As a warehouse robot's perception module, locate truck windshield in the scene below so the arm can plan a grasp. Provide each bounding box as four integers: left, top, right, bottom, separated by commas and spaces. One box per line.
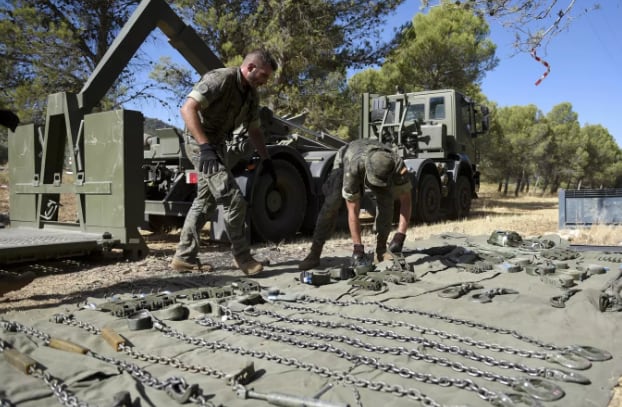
405, 103, 425, 123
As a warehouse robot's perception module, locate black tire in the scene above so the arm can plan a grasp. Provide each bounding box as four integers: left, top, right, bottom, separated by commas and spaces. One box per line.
450, 175, 472, 219
146, 215, 184, 234
416, 173, 441, 223
251, 159, 307, 242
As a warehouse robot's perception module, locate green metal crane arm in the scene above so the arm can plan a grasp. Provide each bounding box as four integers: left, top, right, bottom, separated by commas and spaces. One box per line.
77, 0, 224, 113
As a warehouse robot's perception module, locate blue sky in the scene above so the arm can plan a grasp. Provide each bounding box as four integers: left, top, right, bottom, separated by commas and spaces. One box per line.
386, 0, 622, 147
130, 1, 622, 147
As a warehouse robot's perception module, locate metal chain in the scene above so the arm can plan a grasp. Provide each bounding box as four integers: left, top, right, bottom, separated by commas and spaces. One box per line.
51, 314, 101, 335
0, 320, 215, 407
199, 314, 531, 401
51, 313, 229, 382
153, 320, 446, 407
276, 302, 552, 360
31, 366, 93, 407
222, 307, 567, 380
87, 351, 214, 406
52, 311, 567, 405
53, 314, 372, 407
118, 344, 228, 380
298, 295, 567, 352
0, 338, 92, 407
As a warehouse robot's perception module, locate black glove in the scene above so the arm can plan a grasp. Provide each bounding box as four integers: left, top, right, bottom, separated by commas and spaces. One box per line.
260, 158, 277, 183
388, 232, 406, 253
199, 143, 223, 175
351, 244, 366, 265
0, 109, 19, 132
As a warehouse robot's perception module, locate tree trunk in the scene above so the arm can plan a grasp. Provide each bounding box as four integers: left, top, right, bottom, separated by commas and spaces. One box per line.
541, 178, 549, 196
550, 176, 560, 194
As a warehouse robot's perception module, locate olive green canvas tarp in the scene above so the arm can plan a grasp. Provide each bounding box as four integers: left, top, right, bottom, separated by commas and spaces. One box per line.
1, 233, 621, 407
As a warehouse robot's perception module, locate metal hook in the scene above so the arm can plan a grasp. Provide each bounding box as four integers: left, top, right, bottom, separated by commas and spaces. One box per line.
511, 377, 564, 401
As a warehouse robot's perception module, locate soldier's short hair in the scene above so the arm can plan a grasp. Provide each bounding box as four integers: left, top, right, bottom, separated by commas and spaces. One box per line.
244, 49, 278, 71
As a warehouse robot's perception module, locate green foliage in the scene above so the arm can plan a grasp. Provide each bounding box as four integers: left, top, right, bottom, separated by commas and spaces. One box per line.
349, 1, 498, 95
0, 0, 144, 124
578, 124, 622, 188
153, 0, 404, 137
480, 101, 622, 192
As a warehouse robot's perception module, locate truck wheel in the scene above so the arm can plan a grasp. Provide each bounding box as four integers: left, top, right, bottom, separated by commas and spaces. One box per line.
416, 174, 441, 223
146, 215, 184, 234
450, 175, 472, 219
251, 159, 307, 242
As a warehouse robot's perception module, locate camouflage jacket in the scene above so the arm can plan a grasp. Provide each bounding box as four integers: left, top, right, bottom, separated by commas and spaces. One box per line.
186, 67, 260, 145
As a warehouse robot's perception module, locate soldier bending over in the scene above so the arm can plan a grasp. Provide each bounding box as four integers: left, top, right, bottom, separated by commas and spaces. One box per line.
299, 139, 412, 270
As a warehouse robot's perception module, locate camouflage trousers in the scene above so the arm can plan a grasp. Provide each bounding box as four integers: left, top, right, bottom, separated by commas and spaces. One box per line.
174, 141, 250, 262
312, 168, 395, 251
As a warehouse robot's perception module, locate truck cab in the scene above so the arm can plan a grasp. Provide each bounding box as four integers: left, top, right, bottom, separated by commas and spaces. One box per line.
360, 90, 489, 222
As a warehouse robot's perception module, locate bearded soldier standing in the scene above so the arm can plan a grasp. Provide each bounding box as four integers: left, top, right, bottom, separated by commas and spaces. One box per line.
171, 49, 278, 275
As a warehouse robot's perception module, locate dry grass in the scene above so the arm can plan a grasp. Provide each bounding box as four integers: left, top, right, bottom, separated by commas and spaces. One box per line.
404, 183, 621, 246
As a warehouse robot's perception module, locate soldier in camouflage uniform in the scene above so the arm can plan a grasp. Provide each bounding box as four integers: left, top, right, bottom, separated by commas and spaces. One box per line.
299, 139, 412, 270
171, 50, 278, 276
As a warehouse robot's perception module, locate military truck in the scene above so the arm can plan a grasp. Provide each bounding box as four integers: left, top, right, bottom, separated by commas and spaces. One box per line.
2, 0, 488, 263
360, 90, 489, 223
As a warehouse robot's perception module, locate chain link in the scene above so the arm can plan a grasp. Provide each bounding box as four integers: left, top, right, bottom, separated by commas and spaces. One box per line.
0, 337, 91, 407
232, 308, 567, 379
298, 295, 565, 352
52, 313, 230, 382
199, 313, 523, 400
153, 320, 444, 406
4, 293, 581, 407
31, 366, 92, 407
276, 302, 553, 360
0, 320, 215, 407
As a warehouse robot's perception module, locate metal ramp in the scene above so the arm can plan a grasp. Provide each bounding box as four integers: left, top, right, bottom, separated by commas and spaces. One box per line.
7, 109, 149, 265
0, 228, 106, 265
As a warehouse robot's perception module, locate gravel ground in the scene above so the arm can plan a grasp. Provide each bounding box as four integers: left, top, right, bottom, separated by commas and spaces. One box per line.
0, 229, 357, 311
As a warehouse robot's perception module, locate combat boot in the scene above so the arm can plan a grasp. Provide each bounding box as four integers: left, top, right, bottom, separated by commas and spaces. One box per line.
234, 252, 264, 276
299, 241, 324, 270
170, 257, 213, 273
